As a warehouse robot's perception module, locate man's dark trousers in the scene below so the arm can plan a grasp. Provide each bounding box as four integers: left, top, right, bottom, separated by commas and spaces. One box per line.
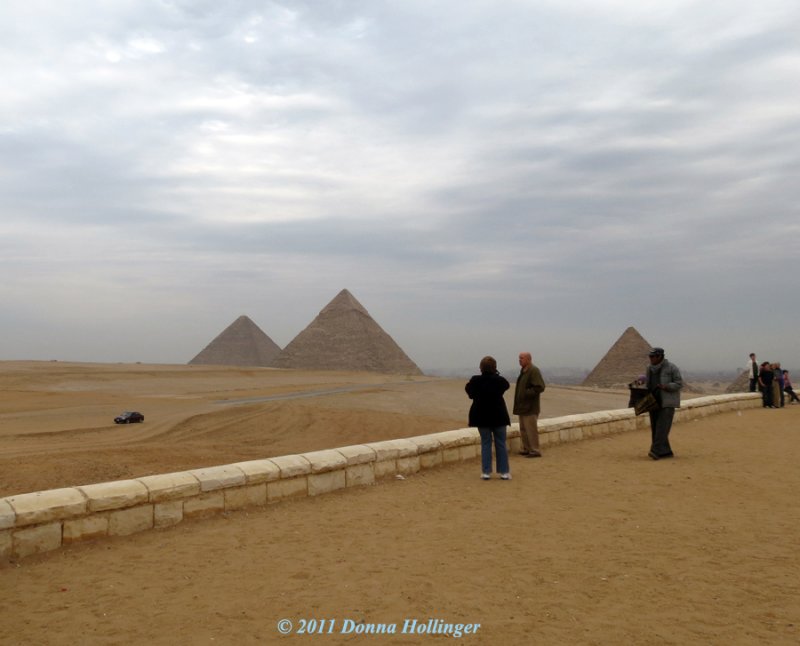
649, 408, 675, 457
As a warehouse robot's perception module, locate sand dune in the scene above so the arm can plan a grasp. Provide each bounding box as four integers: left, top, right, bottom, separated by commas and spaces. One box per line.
0, 361, 630, 497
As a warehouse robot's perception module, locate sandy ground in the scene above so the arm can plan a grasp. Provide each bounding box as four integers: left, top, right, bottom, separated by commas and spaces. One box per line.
0, 361, 630, 497
2, 362, 798, 645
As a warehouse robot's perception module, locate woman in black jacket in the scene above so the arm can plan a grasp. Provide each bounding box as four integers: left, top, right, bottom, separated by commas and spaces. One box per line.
465, 356, 512, 480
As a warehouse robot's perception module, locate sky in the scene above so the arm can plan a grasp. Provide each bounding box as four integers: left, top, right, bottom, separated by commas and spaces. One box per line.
1, 0, 799, 376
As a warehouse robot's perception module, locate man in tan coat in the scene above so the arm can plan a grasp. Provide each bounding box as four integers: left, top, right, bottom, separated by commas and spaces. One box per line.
513, 352, 546, 457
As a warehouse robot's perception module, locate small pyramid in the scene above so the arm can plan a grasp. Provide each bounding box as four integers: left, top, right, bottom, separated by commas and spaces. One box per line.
582, 327, 653, 388
272, 289, 422, 375
189, 315, 281, 367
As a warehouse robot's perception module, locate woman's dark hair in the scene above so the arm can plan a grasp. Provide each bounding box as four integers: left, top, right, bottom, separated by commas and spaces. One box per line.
479, 356, 497, 374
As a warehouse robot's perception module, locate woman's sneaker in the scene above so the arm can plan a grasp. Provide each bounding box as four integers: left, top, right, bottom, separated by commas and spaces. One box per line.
500, 473, 512, 480
481, 473, 491, 480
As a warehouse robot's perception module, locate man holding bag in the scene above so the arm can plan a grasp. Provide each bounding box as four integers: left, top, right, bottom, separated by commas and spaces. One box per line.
646, 347, 683, 460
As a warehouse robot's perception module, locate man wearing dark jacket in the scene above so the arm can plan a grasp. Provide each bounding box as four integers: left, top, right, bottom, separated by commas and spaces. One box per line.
646, 347, 683, 460
513, 352, 546, 457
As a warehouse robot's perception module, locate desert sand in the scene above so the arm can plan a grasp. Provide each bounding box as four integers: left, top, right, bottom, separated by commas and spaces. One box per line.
1, 361, 798, 645
0, 361, 631, 497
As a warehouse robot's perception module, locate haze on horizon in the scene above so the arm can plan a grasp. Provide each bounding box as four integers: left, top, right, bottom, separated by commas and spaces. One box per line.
1, 1, 798, 375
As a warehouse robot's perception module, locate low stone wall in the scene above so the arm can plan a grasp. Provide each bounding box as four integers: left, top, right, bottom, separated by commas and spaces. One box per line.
0, 393, 760, 562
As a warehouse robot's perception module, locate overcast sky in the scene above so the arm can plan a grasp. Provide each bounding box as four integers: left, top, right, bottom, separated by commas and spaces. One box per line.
2, 1, 799, 375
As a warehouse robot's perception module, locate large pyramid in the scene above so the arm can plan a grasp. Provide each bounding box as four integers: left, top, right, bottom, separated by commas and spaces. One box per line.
272, 289, 423, 375
582, 327, 653, 388
189, 315, 281, 367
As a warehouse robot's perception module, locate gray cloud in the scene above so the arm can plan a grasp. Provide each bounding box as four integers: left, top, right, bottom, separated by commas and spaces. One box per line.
1, 0, 799, 374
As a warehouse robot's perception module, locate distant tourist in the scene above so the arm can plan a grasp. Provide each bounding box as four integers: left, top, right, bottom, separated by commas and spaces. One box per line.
747, 353, 758, 392
758, 362, 775, 408
783, 370, 800, 404
645, 347, 683, 460
513, 352, 546, 458
774, 362, 785, 408
465, 356, 512, 480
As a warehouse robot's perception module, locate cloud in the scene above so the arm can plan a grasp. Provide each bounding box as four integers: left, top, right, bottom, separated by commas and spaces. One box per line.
1, 0, 799, 373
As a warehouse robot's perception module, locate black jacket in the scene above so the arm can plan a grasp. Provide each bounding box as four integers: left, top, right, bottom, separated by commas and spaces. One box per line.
465, 372, 511, 427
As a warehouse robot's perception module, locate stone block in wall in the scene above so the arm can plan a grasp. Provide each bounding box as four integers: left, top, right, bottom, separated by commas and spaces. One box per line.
0, 499, 14, 530
568, 427, 584, 442
406, 434, 442, 455
225, 484, 267, 510
538, 419, 557, 432
436, 428, 479, 448
63, 515, 109, 544
589, 423, 610, 437
551, 414, 584, 432
267, 477, 308, 503
345, 464, 374, 487
108, 505, 154, 537
13, 522, 62, 559
154, 501, 184, 528
270, 455, 311, 479
230, 459, 281, 484
336, 444, 377, 466
419, 450, 443, 470
365, 440, 397, 461
302, 450, 347, 474
78, 480, 149, 512
7, 488, 86, 527
607, 410, 634, 424
540, 418, 563, 433
387, 439, 418, 457
458, 445, 478, 460
578, 412, 604, 426
507, 436, 522, 453
442, 447, 461, 463
397, 456, 421, 475
189, 465, 246, 492
308, 471, 346, 497
138, 472, 200, 502
183, 492, 224, 519
373, 459, 397, 479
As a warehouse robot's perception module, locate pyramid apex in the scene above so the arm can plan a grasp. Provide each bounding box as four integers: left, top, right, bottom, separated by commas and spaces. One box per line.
320, 288, 369, 316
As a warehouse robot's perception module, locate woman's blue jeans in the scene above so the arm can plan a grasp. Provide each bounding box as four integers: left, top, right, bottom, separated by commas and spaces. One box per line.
478, 426, 509, 474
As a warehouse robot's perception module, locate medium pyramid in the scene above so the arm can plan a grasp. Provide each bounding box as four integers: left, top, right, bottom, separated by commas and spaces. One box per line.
581, 327, 653, 388
189, 315, 281, 367
726, 370, 751, 393
272, 289, 423, 375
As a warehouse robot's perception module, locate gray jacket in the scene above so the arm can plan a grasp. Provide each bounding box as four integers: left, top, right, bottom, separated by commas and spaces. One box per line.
647, 358, 683, 408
